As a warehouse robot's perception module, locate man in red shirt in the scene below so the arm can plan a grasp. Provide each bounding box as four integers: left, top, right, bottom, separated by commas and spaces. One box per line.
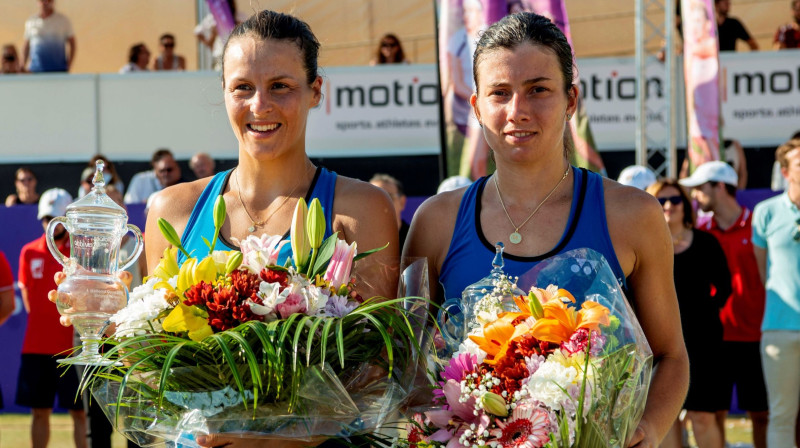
16, 188, 87, 448
680, 162, 768, 448
0, 249, 16, 411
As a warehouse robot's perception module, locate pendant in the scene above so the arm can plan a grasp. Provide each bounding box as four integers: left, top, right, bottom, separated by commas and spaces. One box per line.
509, 231, 522, 244
248, 225, 256, 233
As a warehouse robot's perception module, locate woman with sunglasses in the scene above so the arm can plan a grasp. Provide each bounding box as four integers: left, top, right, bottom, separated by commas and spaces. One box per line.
6, 167, 40, 207
646, 179, 731, 448
153, 33, 185, 71
370, 33, 410, 65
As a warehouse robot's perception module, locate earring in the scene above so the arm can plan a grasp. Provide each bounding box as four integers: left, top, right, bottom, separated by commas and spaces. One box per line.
566, 114, 572, 121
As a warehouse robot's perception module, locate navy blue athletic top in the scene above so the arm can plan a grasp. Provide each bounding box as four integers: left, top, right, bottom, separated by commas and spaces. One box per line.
178, 167, 337, 266
439, 167, 625, 301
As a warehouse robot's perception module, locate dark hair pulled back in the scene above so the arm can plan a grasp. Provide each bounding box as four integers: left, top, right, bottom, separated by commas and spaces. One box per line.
221, 10, 320, 86
472, 12, 574, 95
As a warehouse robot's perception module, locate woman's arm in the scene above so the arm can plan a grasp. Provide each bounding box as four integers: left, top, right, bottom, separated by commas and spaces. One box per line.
608, 186, 689, 447
333, 177, 400, 300
402, 191, 462, 305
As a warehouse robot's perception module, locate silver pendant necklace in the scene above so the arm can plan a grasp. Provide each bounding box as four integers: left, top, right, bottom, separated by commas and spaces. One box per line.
494, 166, 570, 244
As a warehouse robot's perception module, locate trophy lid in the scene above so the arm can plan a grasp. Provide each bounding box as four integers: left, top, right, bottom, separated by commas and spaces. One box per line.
463, 242, 523, 296
66, 160, 127, 219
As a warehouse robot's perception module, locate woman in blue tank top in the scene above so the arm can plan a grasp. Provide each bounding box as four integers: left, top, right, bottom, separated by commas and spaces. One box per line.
404, 13, 688, 448
145, 15, 398, 446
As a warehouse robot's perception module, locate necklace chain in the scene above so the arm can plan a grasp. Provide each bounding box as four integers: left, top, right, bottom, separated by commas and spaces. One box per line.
494, 166, 570, 244
235, 167, 305, 233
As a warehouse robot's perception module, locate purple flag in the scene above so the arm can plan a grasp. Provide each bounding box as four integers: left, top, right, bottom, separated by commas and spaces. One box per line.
206, 0, 236, 37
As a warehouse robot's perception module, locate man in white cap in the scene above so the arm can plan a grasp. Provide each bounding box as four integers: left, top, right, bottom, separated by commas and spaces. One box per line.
617, 165, 657, 191
679, 161, 768, 448
16, 188, 87, 448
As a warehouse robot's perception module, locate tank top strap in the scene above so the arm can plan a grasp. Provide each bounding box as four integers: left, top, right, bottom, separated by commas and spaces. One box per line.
178, 170, 236, 265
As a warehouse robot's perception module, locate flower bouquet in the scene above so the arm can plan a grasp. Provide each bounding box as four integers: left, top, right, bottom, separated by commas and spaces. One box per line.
80, 197, 431, 447
406, 248, 653, 448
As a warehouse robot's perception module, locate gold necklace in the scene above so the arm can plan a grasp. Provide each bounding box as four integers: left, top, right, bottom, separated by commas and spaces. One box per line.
494, 166, 570, 244
235, 167, 304, 233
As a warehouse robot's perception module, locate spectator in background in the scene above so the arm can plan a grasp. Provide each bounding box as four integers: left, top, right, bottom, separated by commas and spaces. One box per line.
774, 0, 800, 49
6, 167, 40, 206
189, 152, 216, 179
715, 0, 758, 51
617, 165, 658, 190
0, 250, 14, 327
119, 43, 150, 73
437, 175, 472, 194
1, 44, 22, 74
722, 138, 748, 189
153, 33, 185, 71
370, 174, 410, 248
680, 161, 768, 448
124, 148, 181, 204
17, 188, 87, 448
22, 0, 75, 73
772, 130, 800, 191
370, 33, 410, 65
753, 138, 800, 447
194, 0, 249, 71
647, 179, 731, 448
77, 155, 125, 198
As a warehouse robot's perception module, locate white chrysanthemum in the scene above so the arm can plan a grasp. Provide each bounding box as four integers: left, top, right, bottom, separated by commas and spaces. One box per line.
454, 331, 487, 364
524, 357, 581, 412
287, 268, 311, 291
111, 277, 172, 339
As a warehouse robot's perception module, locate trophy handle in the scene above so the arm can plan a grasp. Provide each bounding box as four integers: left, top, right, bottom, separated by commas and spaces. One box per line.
119, 224, 144, 272
437, 298, 465, 353
45, 217, 70, 267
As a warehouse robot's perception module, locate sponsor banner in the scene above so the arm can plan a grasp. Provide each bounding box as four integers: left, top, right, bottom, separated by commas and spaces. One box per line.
308, 64, 441, 157
682, 0, 721, 170
577, 57, 685, 150
721, 50, 800, 146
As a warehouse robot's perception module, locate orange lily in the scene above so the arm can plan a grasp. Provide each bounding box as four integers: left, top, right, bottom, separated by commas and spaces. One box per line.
469, 312, 531, 365
530, 299, 610, 344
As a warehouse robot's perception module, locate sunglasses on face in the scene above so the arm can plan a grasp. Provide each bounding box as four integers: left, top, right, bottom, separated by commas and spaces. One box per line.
657, 196, 683, 206
157, 167, 175, 174
162, 42, 175, 48
381, 42, 398, 48
3, 55, 15, 62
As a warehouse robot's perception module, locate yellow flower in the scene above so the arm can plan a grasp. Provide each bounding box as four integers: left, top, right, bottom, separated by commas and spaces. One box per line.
162, 303, 212, 342
151, 247, 179, 282
530, 299, 610, 344
193, 256, 218, 285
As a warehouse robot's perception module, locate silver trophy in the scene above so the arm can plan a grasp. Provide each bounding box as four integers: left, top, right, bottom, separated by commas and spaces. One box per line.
46, 160, 143, 365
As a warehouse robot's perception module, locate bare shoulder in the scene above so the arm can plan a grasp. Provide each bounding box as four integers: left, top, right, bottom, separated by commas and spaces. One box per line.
403, 186, 467, 269
601, 178, 666, 277
147, 178, 213, 233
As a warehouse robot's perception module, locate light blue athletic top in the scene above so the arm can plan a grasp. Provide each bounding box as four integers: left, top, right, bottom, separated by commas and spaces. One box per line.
177, 167, 337, 266
439, 167, 626, 302
752, 192, 800, 331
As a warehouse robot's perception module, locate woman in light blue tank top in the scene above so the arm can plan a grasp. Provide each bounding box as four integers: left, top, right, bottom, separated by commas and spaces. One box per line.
403, 12, 688, 447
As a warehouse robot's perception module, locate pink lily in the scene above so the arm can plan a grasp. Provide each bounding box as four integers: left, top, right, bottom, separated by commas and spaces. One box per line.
323, 240, 357, 289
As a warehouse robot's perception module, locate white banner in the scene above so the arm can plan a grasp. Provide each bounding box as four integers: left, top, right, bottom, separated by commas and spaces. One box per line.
307, 64, 441, 157
578, 49, 800, 150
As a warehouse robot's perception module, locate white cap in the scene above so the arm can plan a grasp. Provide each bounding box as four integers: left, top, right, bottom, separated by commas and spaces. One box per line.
678, 161, 738, 188
617, 165, 657, 190
38, 188, 73, 220
437, 176, 472, 194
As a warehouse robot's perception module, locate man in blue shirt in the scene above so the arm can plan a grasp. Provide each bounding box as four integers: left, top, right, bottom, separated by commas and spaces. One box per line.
752, 137, 800, 448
